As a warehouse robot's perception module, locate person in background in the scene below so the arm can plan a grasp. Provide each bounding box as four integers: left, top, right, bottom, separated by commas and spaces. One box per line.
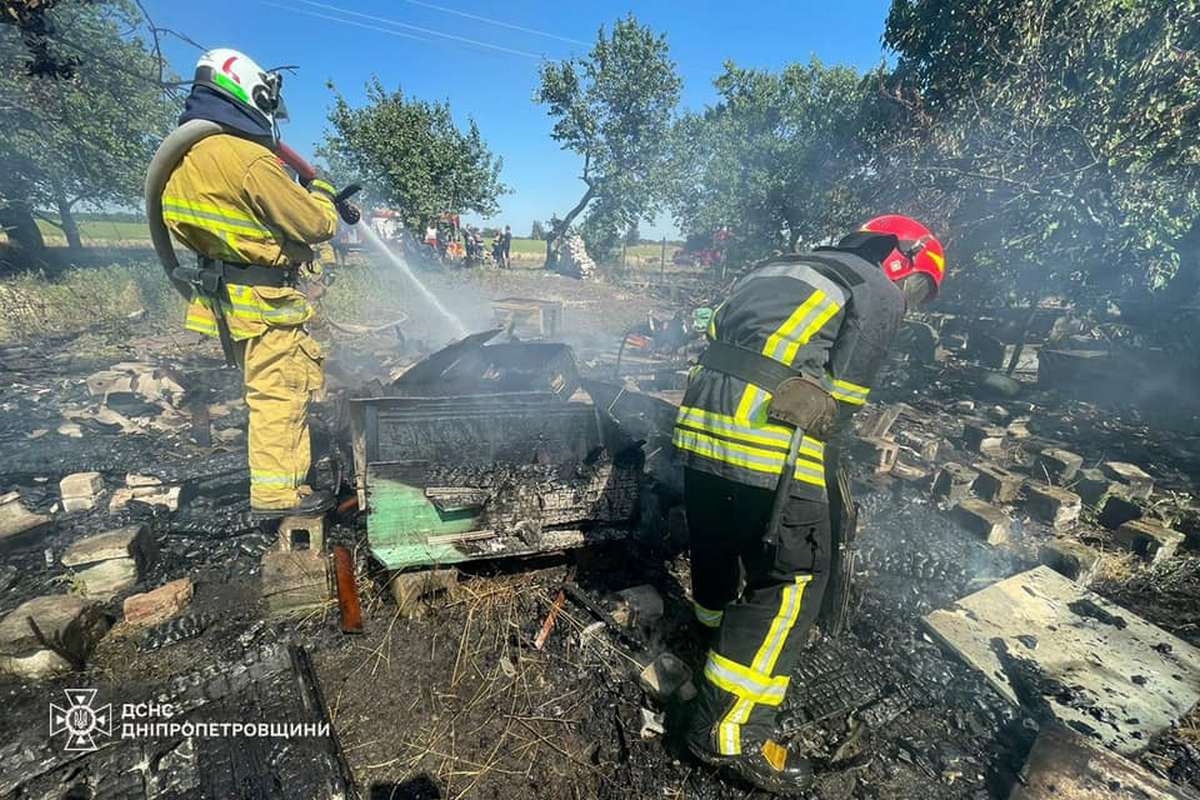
502, 225, 513, 269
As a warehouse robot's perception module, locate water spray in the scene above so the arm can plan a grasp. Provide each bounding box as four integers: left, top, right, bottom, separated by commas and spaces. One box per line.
355, 222, 468, 338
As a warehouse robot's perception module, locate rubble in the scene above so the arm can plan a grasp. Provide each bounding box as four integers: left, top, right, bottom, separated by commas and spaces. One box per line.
1037, 538, 1102, 584
1113, 519, 1186, 566
556, 234, 597, 279
279, 513, 327, 552
932, 463, 979, 504
123, 577, 194, 627
962, 420, 1006, 456
261, 550, 331, 616
1101, 461, 1155, 500
854, 435, 900, 474
0, 491, 50, 545
612, 584, 664, 627
1100, 494, 1144, 529
1011, 724, 1195, 800
108, 483, 181, 512
0, 595, 109, 678
950, 498, 1011, 545
61, 524, 154, 568
638, 652, 692, 703
1033, 447, 1083, 484
388, 568, 458, 617
1024, 483, 1082, 528
73, 557, 139, 600
58, 471, 105, 512
971, 462, 1024, 504
925, 566, 1200, 754
1073, 467, 1123, 507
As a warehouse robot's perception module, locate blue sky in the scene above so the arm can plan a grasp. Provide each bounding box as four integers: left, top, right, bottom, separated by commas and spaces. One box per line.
146, 0, 894, 237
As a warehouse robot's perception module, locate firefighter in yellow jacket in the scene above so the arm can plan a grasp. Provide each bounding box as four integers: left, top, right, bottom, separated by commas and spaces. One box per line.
161, 49, 339, 516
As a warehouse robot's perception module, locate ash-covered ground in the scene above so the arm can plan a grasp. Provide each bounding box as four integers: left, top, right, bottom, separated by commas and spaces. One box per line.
1, 263, 1199, 799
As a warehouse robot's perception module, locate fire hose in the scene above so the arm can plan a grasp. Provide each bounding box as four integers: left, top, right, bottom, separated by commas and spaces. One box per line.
145, 120, 361, 302
145, 122, 406, 343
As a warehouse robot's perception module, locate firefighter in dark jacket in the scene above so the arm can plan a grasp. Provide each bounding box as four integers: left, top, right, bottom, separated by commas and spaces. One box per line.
674, 215, 946, 792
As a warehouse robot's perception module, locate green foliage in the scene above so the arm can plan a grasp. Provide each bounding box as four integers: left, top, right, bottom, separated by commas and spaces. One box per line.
535, 14, 681, 264
318, 78, 506, 231
879, 0, 1200, 305
529, 219, 546, 240
669, 58, 870, 266
0, 1, 179, 244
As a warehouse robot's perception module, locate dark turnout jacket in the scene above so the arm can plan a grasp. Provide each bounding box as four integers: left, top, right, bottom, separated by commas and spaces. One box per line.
672, 247, 905, 501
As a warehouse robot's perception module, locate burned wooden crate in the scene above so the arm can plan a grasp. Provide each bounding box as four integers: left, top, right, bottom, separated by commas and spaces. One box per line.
352, 334, 639, 571
492, 296, 563, 340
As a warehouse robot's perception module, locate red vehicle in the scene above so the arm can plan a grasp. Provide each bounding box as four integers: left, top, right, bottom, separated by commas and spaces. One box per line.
673, 228, 730, 269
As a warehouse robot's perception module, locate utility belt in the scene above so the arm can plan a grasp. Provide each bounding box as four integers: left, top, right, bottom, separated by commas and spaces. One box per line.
173, 256, 299, 366
173, 257, 297, 292
698, 340, 837, 439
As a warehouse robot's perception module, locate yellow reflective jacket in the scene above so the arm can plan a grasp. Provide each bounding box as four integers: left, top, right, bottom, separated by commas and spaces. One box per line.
162, 133, 338, 340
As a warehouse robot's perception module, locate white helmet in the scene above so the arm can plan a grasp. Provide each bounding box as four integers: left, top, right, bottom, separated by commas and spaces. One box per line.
192, 48, 288, 132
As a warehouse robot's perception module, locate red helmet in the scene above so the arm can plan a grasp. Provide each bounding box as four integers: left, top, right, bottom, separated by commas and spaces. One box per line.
861, 215, 946, 294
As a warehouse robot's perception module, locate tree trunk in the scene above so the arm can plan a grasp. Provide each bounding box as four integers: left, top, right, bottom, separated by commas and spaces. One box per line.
0, 202, 46, 261
544, 185, 595, 269
55, 194, 83, 249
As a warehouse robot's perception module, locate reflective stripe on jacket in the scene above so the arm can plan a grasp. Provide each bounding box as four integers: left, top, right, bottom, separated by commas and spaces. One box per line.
673, 249, 904, 500
161, 133, 338, 340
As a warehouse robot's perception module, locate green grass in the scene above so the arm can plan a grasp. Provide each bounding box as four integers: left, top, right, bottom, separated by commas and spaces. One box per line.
35, 219, 151, 242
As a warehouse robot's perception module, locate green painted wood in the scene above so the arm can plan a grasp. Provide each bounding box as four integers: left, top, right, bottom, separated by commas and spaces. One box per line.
367, 472, 478, 570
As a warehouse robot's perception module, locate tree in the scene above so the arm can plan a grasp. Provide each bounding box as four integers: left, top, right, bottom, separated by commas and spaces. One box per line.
624, 223, 640, 247
0, 0, 178, 252
319, 78, 506, 232
669, 59, 871, 267
876, 0, 1200, 306
535, 14, 681, 267
530, 219, 545, 240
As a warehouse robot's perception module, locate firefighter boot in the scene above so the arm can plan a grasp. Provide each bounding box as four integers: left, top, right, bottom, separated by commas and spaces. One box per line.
251, 486, 334, 519
730, 740, 814, 794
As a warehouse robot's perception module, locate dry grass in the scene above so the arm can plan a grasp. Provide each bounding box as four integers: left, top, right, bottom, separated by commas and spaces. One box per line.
1092, 550, 1140, 584
0, 258, 182, 342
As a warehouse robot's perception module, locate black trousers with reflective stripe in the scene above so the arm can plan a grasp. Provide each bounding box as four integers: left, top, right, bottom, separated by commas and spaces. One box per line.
684, 467, 831, 755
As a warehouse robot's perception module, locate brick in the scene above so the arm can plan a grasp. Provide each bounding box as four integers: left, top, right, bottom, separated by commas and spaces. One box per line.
1037, 539, 1102, 584
951, 499, 1011, 545
972, 462, 1024, 504
122, 577, 193, 627
962, 420, 1006, 456
1113, 520, 1185, 566
1024, 483, 1082, 529
1099, 495, 1143, 530
388, 568, 457, 617
73, 558, 139, 600
854, 436, 900, 474
1034, 448, 1084, 484
1100, 462, 1154, 500
638, 652, 693, 702
125, 473, 162, 488
0, 491, 50, 545
59, 471, 104, 513
277, 513, 326, 553
1072, 468, 1123, 508
262, 550, 331, 616
612, 585, 664, 627
0, 595, 109, 678
1007, 418, 1032, 439
108, 485, 180, 513
892, 461, 931, 488
896, 430, 940, 463
62, 524, 154, 569
932, 463, 979, 505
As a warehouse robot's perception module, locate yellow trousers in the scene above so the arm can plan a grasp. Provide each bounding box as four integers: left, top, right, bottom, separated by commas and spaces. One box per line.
234, 326, 325, 509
